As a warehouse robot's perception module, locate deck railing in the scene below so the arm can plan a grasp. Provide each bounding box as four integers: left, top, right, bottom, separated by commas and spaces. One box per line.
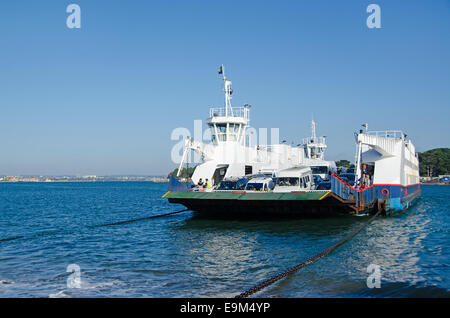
331, 174, 376, 211
209, 106, 249, 120
301, 136, 327, 145
365, 130, 404, 140
331, 174, 358, 202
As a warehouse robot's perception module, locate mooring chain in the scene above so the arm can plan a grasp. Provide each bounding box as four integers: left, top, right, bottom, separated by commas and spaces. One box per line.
92, 208, 190, 227
0, 208, 191, 242
236, 210, 382, 298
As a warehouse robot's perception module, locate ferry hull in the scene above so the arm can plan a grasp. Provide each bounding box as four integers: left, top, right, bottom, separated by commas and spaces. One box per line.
373, 184, 421, 214
166, 191, 374, 217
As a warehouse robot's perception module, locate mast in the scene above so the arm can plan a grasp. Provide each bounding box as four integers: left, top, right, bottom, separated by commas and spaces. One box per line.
219, 64, 232, 117
208, 65, 249, 146
311, 120, 317, 140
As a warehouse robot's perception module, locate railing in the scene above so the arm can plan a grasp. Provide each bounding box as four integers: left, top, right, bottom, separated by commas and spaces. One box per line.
331, 174, 358, 202
366, 130, 404, 140
357, 184, 375, 210
209, 106, 249, 119
301, 136, 327, 145
331, 174, 376, 211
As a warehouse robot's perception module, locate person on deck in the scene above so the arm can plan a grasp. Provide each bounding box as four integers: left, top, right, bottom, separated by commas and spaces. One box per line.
197, 178, 204, 187
361, 164, 369, 187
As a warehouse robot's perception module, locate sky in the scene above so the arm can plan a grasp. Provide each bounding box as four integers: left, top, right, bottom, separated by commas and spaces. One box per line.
0, 0, 449, 175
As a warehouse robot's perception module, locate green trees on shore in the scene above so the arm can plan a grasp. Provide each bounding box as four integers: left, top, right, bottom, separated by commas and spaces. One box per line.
418, 148, 450, 177
168, 167, 196, 179
335, 160, 355, 168
168, 148, 450, 178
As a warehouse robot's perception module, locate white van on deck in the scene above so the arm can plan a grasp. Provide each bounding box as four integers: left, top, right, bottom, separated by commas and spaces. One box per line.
273, 166, 313, 193
244, 177, 275, 192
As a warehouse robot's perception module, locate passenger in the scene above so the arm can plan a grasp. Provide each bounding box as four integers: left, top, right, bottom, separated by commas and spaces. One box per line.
205, 178, 211, 188
361, 164, 369, 187
197, 178, 204, 187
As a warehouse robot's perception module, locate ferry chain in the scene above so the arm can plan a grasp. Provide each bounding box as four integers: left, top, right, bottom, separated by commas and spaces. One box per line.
92, 208, 190, 227
235, 210, 382, 298
2, 207, 380, 297
0, 208, 190, 242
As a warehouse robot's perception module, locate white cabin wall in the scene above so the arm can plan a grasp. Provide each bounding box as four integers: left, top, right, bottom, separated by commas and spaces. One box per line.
403, 141, 420, 185
372, 141, 403, 185
191, 161, 218, 185
224, 163, 246, 179
373, 156, 401, 185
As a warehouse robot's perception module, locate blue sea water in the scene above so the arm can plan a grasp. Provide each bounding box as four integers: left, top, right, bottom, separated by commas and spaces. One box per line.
0, 182, 448, 298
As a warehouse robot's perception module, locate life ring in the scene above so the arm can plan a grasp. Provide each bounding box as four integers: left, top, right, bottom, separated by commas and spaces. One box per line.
381, 188, 389, 196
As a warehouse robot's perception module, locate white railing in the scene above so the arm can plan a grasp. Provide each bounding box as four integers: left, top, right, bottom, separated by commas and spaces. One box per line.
366, 130, 404, 140
301, 136, 326, 145
209, 106, 249, 120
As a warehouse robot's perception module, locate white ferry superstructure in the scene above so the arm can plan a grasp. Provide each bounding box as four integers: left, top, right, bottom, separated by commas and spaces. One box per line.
176, 65, 335, 186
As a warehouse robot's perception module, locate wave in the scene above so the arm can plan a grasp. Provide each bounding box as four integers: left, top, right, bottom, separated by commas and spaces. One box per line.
0, 280, 13, 285
49, 291, 71, 298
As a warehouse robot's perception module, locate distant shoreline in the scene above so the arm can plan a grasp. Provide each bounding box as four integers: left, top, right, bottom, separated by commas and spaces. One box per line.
0, 180, 447, 185
0, 180, 169, 183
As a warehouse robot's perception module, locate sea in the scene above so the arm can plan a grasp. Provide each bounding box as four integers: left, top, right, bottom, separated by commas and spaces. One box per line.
0, 182, 448, 298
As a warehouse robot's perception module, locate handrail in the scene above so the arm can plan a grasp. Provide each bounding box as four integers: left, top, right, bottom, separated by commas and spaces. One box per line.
209, 106, 249, 119
365, 130, 404, 139
331, 174, 376, 211
301, 136, 327, 145
331, 174, 358, 202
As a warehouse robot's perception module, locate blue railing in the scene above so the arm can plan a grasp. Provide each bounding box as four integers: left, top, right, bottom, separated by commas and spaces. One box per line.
331, 174, 358, 201
331, 174, 375, 211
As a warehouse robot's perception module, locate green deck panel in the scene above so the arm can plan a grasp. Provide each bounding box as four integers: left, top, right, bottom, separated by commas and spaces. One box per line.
166, 191, 331, 201
165, 191, 243, 200
238, 193, 285, 200
278, 192, 329, 200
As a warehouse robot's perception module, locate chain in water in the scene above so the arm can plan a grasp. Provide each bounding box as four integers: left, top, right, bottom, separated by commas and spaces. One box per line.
0, 209, 190, 242
235, 210, 382, 298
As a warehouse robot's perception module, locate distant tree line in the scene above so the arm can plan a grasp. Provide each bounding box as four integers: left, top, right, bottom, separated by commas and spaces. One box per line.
335, 160, 355, 168
168, 148, 450, 178
418, 148, 450, 177
168, 167, 196, 179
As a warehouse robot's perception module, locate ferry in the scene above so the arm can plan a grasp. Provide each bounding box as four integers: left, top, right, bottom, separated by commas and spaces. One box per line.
164, 67, 420, 217
352, 129, 421, 214
175, 65, 335, 186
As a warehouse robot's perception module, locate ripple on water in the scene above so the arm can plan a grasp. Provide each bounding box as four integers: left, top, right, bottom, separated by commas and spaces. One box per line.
0, 183, 448, 297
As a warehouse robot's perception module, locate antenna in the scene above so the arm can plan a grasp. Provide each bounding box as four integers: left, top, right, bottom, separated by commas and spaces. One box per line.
311, 119, 317, 140
218, 64, 233, 117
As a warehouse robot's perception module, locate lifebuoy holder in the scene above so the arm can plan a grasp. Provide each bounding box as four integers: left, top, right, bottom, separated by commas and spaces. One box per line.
381, 188, 389, 196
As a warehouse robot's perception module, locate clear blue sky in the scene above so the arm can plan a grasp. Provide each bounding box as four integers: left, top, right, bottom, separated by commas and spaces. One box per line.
0, 0, 449, 175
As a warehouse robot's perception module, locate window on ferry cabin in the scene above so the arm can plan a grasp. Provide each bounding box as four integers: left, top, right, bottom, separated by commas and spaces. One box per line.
311, 166, 328, 174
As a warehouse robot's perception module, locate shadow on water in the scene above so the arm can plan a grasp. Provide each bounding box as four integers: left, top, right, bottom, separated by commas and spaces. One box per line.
353, 282, 450, 298
177, 212, 375, 237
